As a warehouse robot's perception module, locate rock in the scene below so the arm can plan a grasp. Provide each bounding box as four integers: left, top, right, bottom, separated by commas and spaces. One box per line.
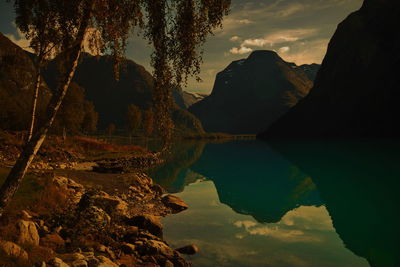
105, 247, 116, 260
94, 244, 107, 253
140, 240, 174, 257
53, 176, 85, 203
59, 253, 85, 262
71, 260, 88, 267
82, 252, 94, 258
162, 195, 188, 214
127, 215, 163, 238
96, 256, 119, 267
151, 184, 165, 196
126, 226, 139, 236
137, 231, 160, 241
54, 226, 63, 234
123, 226, 139, 243
121, 243, 136, 254
176, 245, 199, 255
80, 206, 111, 229
92, 193, 128, 217
86, 257, 100, 267
21, 210, 33, 220
40, 233, 65, 250
164, 260, 174, 267
0, 240, 29, 261
48, 257, 70, 267
16, 219, 40, 246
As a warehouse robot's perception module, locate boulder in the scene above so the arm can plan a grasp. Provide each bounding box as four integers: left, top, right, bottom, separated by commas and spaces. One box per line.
164, 260, 174, 267
138, 240, 174, 257
53, 176, 84, 203
16, 219, 40, 246
91, 192, 128, 217
0, 240, 29, 261
48, 257, 70, 267
151, 184, 165, 196
59, 253, 86, 262
162, 195, 188, 214
96, 256, 119, 267
40, 233, 65, 251
123, 226, 139, 243
121, 243, 136, 254
21, 210, 33, 220
71, 260, 88, 267
94, 244, 107, 253
127, 215, 163, 238
80, 206, 111, 229
176, 245, 199, 255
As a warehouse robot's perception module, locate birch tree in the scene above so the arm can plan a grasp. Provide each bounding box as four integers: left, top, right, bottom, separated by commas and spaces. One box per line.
0, 0, 230, 216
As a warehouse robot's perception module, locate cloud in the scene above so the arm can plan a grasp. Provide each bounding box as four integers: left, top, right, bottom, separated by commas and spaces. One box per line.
230, 36, 241, 42
234, 220, 321, 243
229, 46, 253, 55
231, 29, 317, 54
278, 39, 330, 64
229, 28, 317, 56
276, 3, 305, 17
242, 38, 270, 47
237, 19, 254, 24
278, 46, 290, 53
233, 220, 257, 229
233, 206, 334, 243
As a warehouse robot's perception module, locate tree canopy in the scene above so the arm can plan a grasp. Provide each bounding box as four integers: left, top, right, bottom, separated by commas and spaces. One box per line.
0, 0, 231, 216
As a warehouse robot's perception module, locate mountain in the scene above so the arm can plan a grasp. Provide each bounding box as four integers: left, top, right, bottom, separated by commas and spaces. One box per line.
172, 87, 207, 109
0, 32, 51, 130
188, 50, 315, 134
259, 0, 400, 139
182, 91, 207, 108
297, 64, 320, 81
44, 53, 204, 134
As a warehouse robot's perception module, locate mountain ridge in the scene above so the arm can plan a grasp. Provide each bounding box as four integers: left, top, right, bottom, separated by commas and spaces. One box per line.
189, 50, 318, 134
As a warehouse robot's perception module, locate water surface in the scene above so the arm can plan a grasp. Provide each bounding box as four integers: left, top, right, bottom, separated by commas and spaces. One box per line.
149, 140, 400, 267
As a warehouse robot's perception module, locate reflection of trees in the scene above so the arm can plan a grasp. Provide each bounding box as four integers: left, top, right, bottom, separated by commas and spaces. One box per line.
148, 141, 206, 193
189, 141, 322, 223
270, 140, 400, 267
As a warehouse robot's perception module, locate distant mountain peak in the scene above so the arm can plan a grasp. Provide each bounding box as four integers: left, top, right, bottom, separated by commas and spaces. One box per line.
188, 49, 319, 134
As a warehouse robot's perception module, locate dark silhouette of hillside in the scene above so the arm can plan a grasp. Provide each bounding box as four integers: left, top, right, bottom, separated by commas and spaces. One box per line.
189, 50, 315, 134
260, 0, 400, 139
43, 53, 204, 134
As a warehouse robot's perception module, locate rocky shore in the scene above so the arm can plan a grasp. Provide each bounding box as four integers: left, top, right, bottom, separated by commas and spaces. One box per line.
0, 173, 194, 266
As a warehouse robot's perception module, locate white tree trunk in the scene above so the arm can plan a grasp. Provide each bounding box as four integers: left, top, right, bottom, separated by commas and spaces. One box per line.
0, 16, 90, 216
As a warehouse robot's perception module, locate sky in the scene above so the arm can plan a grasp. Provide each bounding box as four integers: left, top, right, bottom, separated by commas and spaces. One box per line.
0, 0, 363, 94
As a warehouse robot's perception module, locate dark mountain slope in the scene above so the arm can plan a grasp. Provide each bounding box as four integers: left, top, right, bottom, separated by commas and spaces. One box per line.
260, 0, 400, 139
189, 50, 314, 134
44, 54, 203, 134
0, 33, 51, 130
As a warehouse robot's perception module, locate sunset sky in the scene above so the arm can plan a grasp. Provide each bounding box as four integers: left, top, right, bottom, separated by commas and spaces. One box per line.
0, 0, 362, 94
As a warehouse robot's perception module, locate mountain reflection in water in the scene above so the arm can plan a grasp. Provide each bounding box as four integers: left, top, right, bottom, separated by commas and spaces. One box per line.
149, 140, 399, 267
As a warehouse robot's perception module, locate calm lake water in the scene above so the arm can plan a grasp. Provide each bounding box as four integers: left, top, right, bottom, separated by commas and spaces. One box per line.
148, 140, 400, 267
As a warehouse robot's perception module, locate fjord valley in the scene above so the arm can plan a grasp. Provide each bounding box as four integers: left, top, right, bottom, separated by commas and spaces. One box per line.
0, 0, 399, 266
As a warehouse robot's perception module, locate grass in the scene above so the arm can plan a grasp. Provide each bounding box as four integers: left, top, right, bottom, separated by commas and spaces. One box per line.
0, 168, 69, 224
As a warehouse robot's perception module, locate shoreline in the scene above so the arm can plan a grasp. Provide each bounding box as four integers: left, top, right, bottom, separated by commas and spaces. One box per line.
0, 165, 195, 266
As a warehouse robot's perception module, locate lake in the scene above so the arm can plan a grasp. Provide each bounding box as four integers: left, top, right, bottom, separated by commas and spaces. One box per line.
148, 140, 400, 267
